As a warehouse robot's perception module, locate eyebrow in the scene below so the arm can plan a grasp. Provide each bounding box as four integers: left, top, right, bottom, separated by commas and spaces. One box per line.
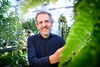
45, 20, 49, 22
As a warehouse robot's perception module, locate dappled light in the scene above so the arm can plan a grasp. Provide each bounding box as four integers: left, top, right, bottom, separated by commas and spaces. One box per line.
0, 0, 100, 67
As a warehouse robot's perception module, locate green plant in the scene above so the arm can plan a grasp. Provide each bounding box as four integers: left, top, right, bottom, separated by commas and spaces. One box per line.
20, 0, 57, 14
10, 45, 29, 67
0, 0, 10, 14
0, 0, 24, 48
0, 52, 11, 66
0, 0, 28, 66
22, 18, 38, 34
0, 45, 29, 67
59, 0, 100, 67
58, 14, 69, 40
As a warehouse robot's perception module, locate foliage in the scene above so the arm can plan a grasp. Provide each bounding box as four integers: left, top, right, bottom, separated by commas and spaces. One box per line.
0, 45, 29, 67
0, 0, 10, 14
22, 18, 38, 34
0, 0, 24, 48
0, 0, 28, 66
58, 14, 69, 40
9, 45, 29, 67
59, 0, 100, 67
0, 52, 11, 66
20, 0, 57, 14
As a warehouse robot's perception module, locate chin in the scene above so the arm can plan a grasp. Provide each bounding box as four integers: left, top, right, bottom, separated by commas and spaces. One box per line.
42, 32, 50, 36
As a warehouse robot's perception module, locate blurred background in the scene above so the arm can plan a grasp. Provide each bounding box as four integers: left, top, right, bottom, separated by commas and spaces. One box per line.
0, 0, 100, 67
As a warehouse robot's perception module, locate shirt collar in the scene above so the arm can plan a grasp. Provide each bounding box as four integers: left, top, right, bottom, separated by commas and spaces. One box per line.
37, 33, 55, 39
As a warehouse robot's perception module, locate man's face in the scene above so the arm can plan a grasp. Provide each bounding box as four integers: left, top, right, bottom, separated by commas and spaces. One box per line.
36, 14, 53, 37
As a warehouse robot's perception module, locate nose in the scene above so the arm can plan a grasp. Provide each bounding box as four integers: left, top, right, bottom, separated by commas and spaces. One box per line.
42, 22, 46, 27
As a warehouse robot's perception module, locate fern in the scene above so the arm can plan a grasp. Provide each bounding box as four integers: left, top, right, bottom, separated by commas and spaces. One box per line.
59, 0, 97, 67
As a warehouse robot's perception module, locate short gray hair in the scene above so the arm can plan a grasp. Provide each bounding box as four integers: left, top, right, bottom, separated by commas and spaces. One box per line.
35, 11, 54, 24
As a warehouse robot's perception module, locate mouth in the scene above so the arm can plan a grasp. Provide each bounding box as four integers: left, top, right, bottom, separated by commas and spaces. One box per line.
41, 28, 48, 32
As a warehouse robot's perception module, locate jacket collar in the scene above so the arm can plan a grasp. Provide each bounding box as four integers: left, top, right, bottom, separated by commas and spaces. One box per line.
37, 33, 55, 39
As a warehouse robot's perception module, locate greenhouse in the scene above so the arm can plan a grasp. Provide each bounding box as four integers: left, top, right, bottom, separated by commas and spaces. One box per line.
0, 0, 100, 67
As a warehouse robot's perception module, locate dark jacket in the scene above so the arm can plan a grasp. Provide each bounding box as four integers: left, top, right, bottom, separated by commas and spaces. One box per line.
27, 33, 65, 67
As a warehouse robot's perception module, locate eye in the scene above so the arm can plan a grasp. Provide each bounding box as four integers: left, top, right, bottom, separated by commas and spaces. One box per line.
38, 21, 42, 24
45, 20, 49, 23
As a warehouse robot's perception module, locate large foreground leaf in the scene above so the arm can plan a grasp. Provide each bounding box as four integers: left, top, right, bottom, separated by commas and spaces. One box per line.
59, 0, 95, 67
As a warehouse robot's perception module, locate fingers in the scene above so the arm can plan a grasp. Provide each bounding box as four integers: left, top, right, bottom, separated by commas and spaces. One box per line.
55, 46, 65, 55
49, 54, 59, 64
49, 46, 65, 64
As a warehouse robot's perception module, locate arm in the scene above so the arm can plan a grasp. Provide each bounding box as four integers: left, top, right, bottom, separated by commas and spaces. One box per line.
27, 36, 50, 67
49, 36, 66, 64
49, 46, 65, 64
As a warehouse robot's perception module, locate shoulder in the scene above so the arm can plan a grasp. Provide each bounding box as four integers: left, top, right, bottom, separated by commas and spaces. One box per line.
28, 34, 39, 41
51, 33, 64, 40
51, 33, 66, 46
51, 33, 65, 43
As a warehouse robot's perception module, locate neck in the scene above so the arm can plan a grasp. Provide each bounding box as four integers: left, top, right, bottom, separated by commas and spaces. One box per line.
42, 35, 49, 38
41, 33, 50, 38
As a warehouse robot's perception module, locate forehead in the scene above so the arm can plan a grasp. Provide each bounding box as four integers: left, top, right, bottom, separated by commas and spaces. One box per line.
37, 14, 49, 20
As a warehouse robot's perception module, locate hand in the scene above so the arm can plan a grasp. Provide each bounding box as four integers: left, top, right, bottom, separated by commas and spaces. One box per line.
49, 46, 65, 64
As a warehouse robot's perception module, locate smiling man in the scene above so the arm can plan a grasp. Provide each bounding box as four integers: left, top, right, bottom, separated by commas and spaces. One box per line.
27, 11, 65, 67
36, 12, 53, 38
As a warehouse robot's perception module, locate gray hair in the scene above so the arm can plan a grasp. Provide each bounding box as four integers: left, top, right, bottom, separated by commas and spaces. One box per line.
35, 11, 54, 24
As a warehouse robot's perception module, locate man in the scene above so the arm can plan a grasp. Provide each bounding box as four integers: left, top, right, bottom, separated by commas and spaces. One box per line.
27, 11, 66, 67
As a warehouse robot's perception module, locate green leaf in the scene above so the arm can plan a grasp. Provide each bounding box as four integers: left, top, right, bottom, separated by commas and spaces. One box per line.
59, 0, 95, 67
